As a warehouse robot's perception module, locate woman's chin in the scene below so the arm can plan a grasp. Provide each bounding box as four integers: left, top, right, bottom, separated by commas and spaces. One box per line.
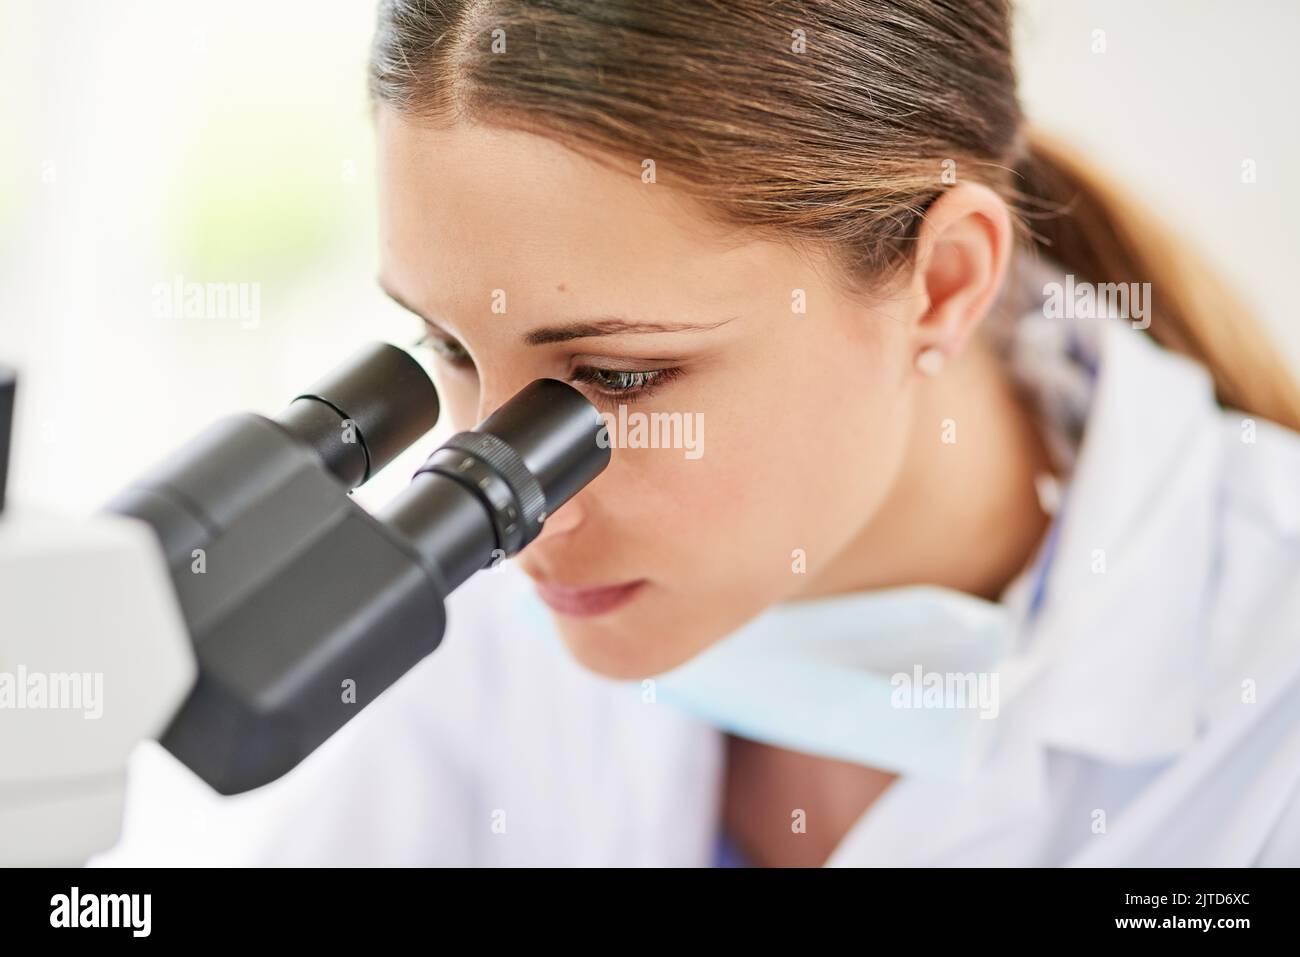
547, 601, 705, 681
549, 616, 656, 681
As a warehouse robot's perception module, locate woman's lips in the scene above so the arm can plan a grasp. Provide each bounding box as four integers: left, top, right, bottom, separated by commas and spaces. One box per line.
533, 579, 647, 618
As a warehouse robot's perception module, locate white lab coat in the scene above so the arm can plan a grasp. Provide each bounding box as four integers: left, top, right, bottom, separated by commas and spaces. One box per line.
97, 315, 1300, 867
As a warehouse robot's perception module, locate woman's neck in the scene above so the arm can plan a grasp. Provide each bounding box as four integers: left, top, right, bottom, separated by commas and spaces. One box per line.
796, 328, 1055, 603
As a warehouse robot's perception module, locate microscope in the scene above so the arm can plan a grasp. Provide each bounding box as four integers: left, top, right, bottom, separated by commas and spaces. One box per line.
0, 344, 610, 865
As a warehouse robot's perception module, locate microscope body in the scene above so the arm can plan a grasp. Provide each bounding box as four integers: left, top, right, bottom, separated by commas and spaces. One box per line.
108, 409, 453, 796
0, 508, 195, 866
0, 343, 609, 865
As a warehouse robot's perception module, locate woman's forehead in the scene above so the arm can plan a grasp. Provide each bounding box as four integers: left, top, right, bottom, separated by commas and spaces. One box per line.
376, 111, 816, 322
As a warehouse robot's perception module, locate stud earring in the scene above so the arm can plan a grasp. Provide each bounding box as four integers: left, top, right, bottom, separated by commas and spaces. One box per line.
915, 347, 946, 376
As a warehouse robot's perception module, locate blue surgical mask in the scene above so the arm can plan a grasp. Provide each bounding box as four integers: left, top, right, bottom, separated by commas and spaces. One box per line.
635, 585, 1024, 782
508, 571, 1040, 782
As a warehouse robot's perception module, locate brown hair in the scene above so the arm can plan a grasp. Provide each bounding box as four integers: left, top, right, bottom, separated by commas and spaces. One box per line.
369, 0, 1300, 431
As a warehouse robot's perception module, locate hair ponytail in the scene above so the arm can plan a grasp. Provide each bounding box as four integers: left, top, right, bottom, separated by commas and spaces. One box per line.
1014, 126, 1300, 432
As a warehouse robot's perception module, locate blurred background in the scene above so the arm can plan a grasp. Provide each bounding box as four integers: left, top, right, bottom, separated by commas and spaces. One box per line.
2, 0, 1297, 864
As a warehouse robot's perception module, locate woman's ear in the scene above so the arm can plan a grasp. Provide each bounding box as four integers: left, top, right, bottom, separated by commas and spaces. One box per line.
903, 181, 1013, 374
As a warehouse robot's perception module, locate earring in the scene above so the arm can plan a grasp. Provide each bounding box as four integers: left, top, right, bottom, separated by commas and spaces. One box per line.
915, 347, 945, 376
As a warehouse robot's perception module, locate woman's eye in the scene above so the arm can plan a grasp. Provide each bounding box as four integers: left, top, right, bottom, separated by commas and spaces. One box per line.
420, 333, 474, 369
570, 366, 682, 405
416, 334, 679, 405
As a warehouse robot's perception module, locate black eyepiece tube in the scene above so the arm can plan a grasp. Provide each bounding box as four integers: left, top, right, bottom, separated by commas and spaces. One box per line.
274, 341, 439, 488
475, 378, 612, 514
381, 379, 610, 592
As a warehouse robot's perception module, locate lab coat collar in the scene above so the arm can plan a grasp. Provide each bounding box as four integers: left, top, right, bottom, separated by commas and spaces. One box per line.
990, 314, 1223, 796
838, 315, 1229, 846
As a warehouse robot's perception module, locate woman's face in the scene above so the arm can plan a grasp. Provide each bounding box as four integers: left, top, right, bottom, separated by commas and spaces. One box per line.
378, 111, 923, 679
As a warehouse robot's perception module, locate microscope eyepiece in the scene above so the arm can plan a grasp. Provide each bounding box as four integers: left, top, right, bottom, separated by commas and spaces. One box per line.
274, 341, 439, 488
383, 379, 610, 591
472, 378, 614, 514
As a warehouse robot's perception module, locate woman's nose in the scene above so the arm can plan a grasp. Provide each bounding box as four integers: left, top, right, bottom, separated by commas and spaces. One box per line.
532, 493, 585, 545
474, 378, 531, 427
473, 394, 498, 428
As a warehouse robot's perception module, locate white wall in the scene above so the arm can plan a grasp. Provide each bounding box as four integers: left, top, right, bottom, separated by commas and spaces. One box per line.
1015, 0, 1300, 371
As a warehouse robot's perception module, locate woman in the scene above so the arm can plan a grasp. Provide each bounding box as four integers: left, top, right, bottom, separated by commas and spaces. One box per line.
234, 0, 1300, 866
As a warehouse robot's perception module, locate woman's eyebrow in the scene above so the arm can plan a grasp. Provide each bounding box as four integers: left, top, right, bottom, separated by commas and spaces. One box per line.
380, 281, 735, 344
522, 316, 736, 345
